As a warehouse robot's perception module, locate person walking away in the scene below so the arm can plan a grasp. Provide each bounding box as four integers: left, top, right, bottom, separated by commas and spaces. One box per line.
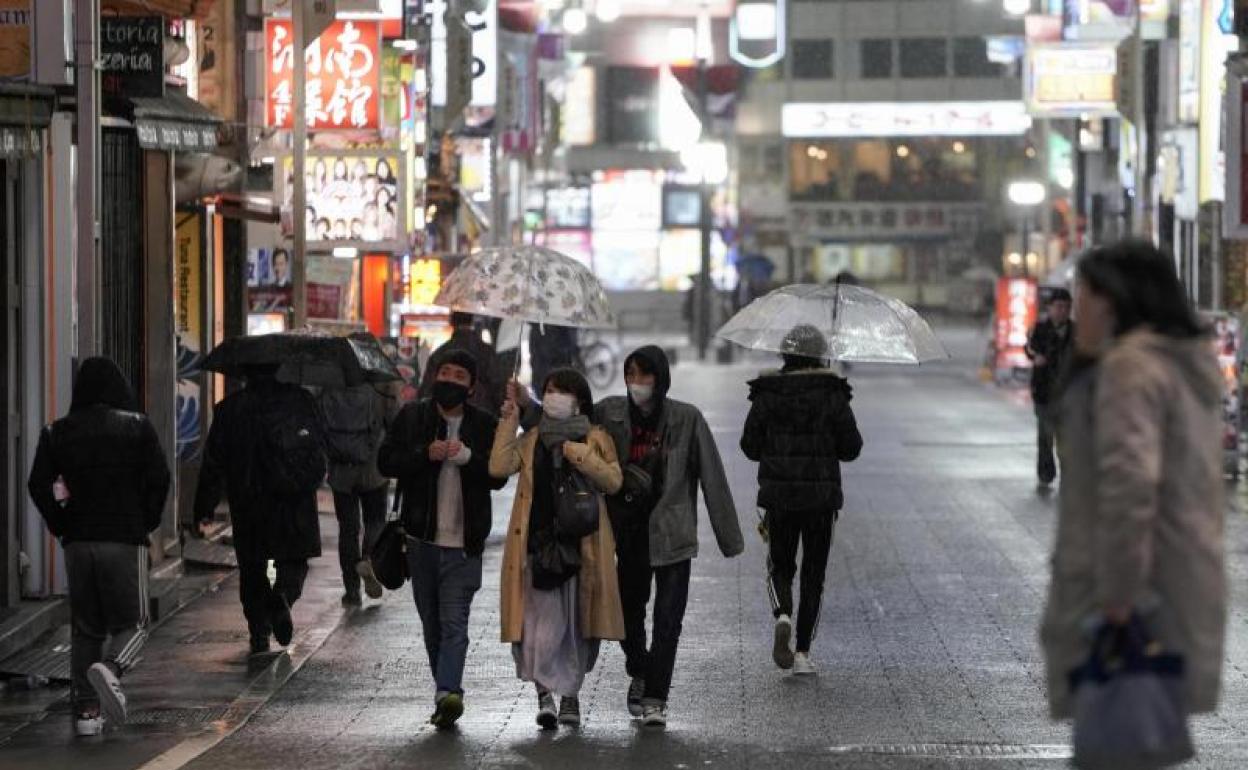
419, 313, 502, 415
377, 350, 505, 729
595, 346, 744, 726
529, 323, 579, 393
491, 368, 624, 730
27, 358, 171, 736
193, 364, 327, 657
318, 376, 397, 606
1039, 242, 1225, 763
741, 325, 862, 677
1025, 288, 1074, 486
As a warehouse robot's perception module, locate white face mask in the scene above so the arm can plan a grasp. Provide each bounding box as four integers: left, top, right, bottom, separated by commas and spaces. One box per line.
543, 392, 578, 420
627, 384, 654, 405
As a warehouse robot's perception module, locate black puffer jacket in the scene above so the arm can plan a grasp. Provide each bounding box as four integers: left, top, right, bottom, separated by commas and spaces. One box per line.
27, 358, 171, 545
740, 369, 863, 513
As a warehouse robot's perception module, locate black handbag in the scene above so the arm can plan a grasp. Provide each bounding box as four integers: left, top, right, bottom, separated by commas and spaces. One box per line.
370, 520, 409, 590
554, 463, 600, 540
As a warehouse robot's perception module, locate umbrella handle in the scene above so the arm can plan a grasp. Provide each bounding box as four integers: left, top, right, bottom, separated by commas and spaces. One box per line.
514, 323, 524, 378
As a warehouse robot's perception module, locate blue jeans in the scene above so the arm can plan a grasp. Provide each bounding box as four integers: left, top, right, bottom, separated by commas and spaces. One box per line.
407, 540, 482, 696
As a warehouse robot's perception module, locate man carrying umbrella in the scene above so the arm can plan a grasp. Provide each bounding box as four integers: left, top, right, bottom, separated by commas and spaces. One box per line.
740, 325, 863, 676
193, 364, 328, 657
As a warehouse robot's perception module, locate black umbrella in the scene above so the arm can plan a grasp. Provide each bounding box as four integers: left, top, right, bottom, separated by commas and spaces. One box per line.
201, 332, 401, 388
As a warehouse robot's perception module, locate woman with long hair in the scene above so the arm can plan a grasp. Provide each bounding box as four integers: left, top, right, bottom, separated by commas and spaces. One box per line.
490, 368, 624, 730
1040, 240, 1226, 760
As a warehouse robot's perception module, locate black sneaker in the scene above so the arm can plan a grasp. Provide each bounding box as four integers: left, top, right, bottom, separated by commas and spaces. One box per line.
249, 637, 272, 657
536, 691, 557, 730
431, 693, 464, 730
341, 591, 362, 608
269, 593, 294, 647
558, 697, 581, 727
627, 677, 645, 718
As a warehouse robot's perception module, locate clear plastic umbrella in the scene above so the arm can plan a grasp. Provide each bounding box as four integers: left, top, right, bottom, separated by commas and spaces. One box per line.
716, 283, 949, 364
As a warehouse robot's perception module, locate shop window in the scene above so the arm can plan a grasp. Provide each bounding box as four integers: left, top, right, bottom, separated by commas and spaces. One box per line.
792, 40, 834, 80
789, 142, 843, 202
953, 37, 1002, 78
899, 38, 947, 78
861, 39, 894, 79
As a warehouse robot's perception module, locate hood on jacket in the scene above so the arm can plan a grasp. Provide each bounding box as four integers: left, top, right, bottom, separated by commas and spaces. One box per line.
747, 368, 852, 423
1120, 329, 1223, 408
624, 345, 672, 402
70, 357, 137, 413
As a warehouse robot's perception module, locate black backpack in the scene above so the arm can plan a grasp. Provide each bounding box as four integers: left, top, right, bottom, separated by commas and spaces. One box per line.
252, 396, 326, 498
554, 462, 600, 540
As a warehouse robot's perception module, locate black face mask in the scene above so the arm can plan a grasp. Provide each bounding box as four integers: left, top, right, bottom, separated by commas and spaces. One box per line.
433, 380, 470, 409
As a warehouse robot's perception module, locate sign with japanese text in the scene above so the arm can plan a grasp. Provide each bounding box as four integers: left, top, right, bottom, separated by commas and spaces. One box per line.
790, 203, 983, 240
1025, 43, 1119, 117
403, 257, 443, 307
265, 19, 382, 130
196, 0, 237, 121
0, 0, 30, 78
994, 278, 1038, 372
101, 16, 164, 98
429, 0, 498, 108
783, 102, 1032, 138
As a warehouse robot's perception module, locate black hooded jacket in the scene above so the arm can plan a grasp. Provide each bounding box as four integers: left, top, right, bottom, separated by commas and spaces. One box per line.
740, 368, 863, 513
27, 358, 171, 545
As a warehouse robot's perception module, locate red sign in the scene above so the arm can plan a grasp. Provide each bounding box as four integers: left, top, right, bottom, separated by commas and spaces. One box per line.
265, 19, 382, 130
994, 278, 1038, 371
307, 283, 343, 319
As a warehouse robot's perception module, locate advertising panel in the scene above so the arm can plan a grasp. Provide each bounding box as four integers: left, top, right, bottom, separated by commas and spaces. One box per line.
174, 213, 205, 459
247, 247, 293, 313
307, 256, 359, 321
266, 19, 382, 130
1025, 43, 1119, 117
284, 155, 401, 243
782, 102, 1032, 138
1206, 313, 1243, 459
101, 16, 164, 98
544, 186, 591, 230
428, 0, 498, 108
994, 278, 1038, 372
536, 230, 593, 269
0, 1, 30, 78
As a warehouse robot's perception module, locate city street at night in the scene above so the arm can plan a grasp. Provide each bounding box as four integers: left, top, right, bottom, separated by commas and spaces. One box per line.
1, 329, 1247, 769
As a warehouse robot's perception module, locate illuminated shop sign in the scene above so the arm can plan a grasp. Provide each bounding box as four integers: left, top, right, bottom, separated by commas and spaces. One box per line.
283, 155, 401, 244
1024, 43, 1119, 117
791, 203, 983, 240
730, 0, 786, 69
782, 102, 1032, 138
265, 19, 382, 130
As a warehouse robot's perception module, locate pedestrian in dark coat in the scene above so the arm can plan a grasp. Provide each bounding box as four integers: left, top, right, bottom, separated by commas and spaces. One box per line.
596, 345, 744, 727
741, 325, 862, 676
193, 365, 327, 656
1025, 288, 1074, 486
378, 350, 506, 729
27, 357, 171, 736
529, 323, 579, 393
419, 313, 502, 415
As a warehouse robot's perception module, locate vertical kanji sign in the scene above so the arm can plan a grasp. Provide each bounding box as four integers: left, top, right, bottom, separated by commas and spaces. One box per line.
266, 19, 382, 130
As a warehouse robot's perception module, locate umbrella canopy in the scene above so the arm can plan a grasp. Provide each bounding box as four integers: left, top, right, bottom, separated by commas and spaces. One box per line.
716, 283, 949, 365
433, 246, 615, 329
201, 332, 402, 388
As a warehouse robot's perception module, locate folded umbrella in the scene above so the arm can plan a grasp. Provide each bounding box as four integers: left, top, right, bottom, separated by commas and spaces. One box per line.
201, 331, 402, 388
716, 283, 948, 365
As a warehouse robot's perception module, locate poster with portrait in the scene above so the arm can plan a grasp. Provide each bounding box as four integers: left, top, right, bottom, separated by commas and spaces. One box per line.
284, 156, 401, 244
247, 247, 292, 313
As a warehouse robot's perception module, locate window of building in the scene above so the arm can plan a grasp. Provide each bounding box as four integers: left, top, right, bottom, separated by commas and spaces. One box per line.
789, 138, 984, 203
860, 39, 893, 79
953, 37, 1002, 78
899, 38, 947, 78
792, 40, 834, 80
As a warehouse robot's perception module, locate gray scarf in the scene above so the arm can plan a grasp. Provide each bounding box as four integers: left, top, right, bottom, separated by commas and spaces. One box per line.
539, 414, 591, 453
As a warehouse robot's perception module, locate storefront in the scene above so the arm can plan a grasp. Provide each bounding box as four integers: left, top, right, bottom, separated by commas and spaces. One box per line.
0, 83, 53, 608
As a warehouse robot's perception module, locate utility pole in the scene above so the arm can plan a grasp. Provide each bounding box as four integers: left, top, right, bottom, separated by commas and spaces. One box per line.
1132, 3, 1147, 236
291, 2, 308, 329
696, 57, 712, 361
74, 0, 100, 360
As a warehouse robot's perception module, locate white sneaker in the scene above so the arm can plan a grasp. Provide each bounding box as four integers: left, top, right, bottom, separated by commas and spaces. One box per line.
87, 662, 127, 725
641, 701, 667, 728
74, 713, 103, 737
356, 559, 384, 599
773, 615, 794, 670
793, 652, 817, 676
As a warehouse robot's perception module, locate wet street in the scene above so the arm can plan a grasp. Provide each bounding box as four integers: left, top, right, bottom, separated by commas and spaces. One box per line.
5, 328, 1248, 769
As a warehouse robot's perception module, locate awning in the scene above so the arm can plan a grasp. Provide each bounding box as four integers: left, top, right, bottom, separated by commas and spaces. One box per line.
131, 91, 222, 152
0, 83, 54, 160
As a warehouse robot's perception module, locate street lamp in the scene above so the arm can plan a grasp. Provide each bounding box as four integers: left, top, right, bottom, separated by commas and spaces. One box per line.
563, 6, 588, 35
1008, 180, 1046, 276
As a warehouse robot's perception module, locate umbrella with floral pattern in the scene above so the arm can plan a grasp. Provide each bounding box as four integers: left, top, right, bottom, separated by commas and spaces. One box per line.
433, 246, 616, 329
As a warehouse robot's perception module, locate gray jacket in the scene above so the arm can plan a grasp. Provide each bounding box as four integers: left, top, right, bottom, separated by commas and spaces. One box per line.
318, 384, 398, 494
1039, 331, 1226, 718
596, 396, 744, 566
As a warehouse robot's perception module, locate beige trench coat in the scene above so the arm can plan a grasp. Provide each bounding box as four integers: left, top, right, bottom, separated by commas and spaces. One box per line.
489, 412, 626, 644
1040, 330, 1226, 718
